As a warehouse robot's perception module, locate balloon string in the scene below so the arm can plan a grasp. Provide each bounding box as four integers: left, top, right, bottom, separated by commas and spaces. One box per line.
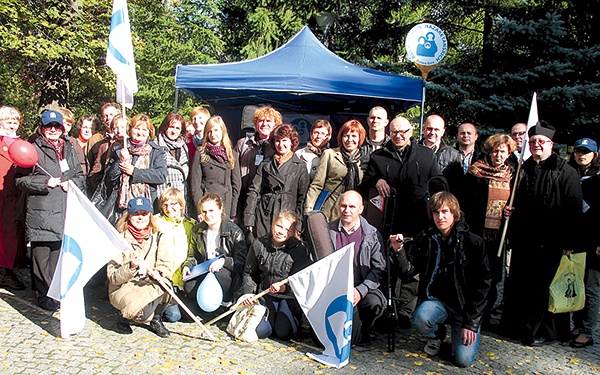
35, 163, 54, 178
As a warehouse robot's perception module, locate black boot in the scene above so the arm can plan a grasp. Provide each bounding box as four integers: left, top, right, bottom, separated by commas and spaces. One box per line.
149, 303, 170, 338
114, 316, 133, 334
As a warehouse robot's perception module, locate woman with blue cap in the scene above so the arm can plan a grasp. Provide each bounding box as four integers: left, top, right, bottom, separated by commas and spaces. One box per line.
568, 137, 600, 348
107, 196, 174, 337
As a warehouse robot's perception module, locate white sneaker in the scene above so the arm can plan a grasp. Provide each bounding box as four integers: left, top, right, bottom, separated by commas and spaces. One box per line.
424, 338, 443, 356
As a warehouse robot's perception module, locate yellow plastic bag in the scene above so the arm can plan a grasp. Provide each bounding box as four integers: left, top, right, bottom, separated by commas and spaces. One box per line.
548, 253, 586, 313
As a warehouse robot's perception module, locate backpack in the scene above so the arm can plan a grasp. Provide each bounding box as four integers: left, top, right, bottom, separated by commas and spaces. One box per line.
302, 210, 334, 261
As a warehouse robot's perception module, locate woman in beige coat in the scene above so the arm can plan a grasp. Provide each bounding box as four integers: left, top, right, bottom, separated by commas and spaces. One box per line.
305, 120, 366, 221
108, 196, 174, 338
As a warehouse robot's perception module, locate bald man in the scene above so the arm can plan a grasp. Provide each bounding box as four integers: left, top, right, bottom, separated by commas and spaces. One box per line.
456, 122, 481, 174
328, 190, 386, 345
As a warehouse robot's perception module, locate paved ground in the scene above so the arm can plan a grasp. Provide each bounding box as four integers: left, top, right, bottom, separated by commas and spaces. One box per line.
1, 269, 598, 375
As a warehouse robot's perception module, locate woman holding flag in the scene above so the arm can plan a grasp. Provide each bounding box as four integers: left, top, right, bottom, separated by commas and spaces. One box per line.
15, 109, 85, 311
237, 210, 312, 340
108, 196, 174, 337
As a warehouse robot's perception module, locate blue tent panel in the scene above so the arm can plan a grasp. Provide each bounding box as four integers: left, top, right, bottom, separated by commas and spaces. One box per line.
175, 26, 422, 115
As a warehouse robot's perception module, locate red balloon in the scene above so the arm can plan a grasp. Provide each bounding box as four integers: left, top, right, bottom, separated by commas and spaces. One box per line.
8, 139, 39, 168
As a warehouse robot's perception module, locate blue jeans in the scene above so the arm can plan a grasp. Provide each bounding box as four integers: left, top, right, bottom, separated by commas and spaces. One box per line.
573, 268, 600, 337
163, 304, 182, 323
413, 300, 481, 367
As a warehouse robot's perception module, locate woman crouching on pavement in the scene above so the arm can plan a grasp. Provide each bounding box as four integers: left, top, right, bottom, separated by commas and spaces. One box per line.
236, 210, 312, 340
108, 196, 174, 337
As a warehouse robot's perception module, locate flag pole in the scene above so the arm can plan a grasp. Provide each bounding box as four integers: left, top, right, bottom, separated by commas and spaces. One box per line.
205, 279, 289, 326
496, 153, 524, 257
138, 259, 217, 341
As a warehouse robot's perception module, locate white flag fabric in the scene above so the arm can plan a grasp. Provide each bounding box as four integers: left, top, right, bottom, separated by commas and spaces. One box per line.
48, 181, 130, 338
519, 92, 539, 163
288, 243, 354, 368
106, 0, 138, 109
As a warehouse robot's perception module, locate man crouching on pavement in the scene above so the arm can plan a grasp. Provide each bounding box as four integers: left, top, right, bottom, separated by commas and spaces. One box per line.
390, 191, 491, 367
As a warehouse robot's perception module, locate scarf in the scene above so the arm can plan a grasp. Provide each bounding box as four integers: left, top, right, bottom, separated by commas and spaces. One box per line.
274, 150, 294, 167
127, 224, 152, 244
118, 141, 152, 209
468, 158, 512, 231
306, 141, 328, 157
192, 134, 203, 149
205, 142, 229, 164
159, 133, 185, 150
43, 136, 65, 161
341, 148, 362, 191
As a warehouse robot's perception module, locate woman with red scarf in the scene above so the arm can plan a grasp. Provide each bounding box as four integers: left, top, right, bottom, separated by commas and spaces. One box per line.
108, 196, 174, 337
15, 109, 85, 311
104, 114, 167, 222
462, 133, 517, 328
190, 116, 241, 220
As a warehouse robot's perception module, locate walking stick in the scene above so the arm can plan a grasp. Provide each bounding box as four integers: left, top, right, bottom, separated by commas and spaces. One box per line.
139, 259, 217, 341
205, 279, 289, 327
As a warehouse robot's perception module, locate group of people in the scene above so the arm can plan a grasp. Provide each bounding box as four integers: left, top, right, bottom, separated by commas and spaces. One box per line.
0, 102, 597, 368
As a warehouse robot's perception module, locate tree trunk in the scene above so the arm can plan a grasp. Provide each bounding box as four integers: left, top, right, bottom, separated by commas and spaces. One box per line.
38, 56, 73, 111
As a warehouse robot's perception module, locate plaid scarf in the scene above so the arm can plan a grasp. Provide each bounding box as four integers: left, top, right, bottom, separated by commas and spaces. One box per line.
157, 134, 189, 196
468, 158, 512, 231
43, 137, 65, 161
118, 142, 152, 209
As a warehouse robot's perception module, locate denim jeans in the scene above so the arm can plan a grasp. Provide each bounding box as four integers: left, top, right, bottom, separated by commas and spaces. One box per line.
413, 300, 481, 367
573, 268, 600, 337
163, 304, 182, 323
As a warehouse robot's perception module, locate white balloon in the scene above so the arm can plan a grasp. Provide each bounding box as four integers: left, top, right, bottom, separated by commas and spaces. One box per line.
196, 272, 223, 312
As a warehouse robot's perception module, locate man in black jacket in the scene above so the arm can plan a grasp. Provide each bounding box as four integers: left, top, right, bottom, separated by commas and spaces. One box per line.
390, 191, 491, 367
502, 122, 582, 346
359, 116, 441, 327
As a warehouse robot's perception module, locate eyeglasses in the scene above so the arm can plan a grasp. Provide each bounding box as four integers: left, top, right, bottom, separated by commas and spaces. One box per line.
528, 138, 552, 146
390, 128, 412, 136
511, 131, 526, 137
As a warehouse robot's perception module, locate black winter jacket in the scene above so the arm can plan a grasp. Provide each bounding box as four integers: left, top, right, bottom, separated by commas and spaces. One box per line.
237, 236, 312, 300
183, 219, 247, 287
243, 155, 309, 238
15, 136, 86, 242
393, 218, 491, 332
359, 139, 441, 236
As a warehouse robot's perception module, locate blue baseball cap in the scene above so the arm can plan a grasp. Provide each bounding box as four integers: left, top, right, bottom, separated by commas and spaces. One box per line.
574, 138, 597, 153
41, 110, 64, 126
127, 197, 152, 214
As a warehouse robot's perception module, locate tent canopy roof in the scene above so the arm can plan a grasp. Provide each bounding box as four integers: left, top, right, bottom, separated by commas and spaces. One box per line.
175, 26, 422, 115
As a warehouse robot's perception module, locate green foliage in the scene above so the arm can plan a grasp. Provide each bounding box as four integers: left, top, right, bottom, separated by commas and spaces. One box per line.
1, 0, 598, 142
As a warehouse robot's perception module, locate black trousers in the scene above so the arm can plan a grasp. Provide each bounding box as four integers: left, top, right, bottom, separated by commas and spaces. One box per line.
30, 241, 61, 301
353, 288, 386, 342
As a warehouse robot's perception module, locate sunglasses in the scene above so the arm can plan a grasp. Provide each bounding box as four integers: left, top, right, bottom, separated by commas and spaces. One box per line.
42, 123, 64, 131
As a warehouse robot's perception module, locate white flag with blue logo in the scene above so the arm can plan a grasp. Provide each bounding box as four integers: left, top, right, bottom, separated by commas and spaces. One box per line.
288, 243, 354, 368
48, 181, 129, 338
106, 0, 138, 109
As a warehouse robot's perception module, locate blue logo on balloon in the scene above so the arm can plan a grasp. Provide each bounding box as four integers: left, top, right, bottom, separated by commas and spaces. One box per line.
61, 234, 84, 299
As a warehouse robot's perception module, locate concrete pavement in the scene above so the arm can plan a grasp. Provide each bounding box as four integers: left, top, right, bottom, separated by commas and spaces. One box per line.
1, 269, 598, 375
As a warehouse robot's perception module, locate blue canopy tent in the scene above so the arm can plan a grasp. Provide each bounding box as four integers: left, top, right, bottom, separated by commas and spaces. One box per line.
174, 26, 423, 139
